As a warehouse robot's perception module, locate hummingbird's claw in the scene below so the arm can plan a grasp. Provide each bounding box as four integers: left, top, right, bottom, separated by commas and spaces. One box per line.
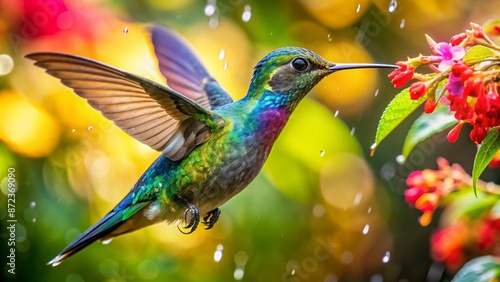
202, 208, 221, 230
177, 203, 200, 234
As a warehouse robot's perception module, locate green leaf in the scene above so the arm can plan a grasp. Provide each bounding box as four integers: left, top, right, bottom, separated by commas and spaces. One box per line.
453, 256, 500, 282
372, 88, 426, 153
401, 105, 458, 159
472, 127, 500, 195
463, 45, 496, 65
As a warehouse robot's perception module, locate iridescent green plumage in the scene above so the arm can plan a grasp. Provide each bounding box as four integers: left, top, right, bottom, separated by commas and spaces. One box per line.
26, 24, 395, 266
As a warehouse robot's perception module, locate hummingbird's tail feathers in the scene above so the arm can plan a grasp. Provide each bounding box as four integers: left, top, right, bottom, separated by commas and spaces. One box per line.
47, 202, 149, 266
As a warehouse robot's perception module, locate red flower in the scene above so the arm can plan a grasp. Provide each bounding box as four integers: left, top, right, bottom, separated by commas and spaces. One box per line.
424, 100, 437, 113
431, 222, 467, 271
409, 81, 427, 100
447, 122, 464, 143
388, 61, 414, 87
450, 32, 468, 46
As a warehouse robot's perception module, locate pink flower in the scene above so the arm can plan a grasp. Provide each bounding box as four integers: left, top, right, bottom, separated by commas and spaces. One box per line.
434, 43, 466, 71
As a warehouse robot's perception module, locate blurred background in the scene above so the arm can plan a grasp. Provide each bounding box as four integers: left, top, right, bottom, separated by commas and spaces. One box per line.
1, 0, 499, 281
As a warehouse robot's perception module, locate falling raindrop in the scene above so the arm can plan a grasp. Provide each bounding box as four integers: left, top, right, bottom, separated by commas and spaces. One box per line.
334, 110, 339, 117
380, 163, 396, 181
0, 54, 14, 76
204, 0, 216, 16
367, 206, 372, 214
388, 0, 397, 12
327, 34, 332, 42
234, 251, 248, 280
319, 149, 325, 157
362, 224, 370, 235
374, 88, 379, 97
32, 218, 37, 223
29, 201, 36, 209
241, 5, 252, 22
340, 251, 353, 264
71, 129, 76, 133
370, 274, 384, 282
88, 126, 93, 131
214, 244, 224, 262
209, 16, 219, 29
353, 192, 362, 206
356, 4, 361, 13
382, 251, 390, 263
312, 204, 325, 217
400, 19, 406, 29
234, 268, 245, 280
101, 238, 113, 245
370, 143, 377, 150
123, 27, 128, 34
350, 127, 356, 136
223, 62, 228, 70
218, 49, 225, 60
396, 155, 406, 164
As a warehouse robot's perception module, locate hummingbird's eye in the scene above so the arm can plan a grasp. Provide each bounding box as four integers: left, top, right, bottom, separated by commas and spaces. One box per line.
290, 57, 309, 72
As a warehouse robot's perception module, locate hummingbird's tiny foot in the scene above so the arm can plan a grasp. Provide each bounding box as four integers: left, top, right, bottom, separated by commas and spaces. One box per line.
177, 203, 200, 234
202, 208, 221, 230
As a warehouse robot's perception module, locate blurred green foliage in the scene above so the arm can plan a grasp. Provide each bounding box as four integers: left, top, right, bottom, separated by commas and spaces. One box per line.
1, 0, 499, 281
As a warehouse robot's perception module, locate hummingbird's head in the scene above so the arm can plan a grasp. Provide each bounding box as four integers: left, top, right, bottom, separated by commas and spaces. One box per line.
248, 47, 395, 109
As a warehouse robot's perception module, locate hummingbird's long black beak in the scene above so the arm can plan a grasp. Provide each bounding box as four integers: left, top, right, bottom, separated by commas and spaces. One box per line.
328, 63, 398, 72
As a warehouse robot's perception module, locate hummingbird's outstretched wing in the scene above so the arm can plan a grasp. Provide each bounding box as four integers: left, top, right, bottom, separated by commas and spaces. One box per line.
149, 24, 233, 110
26, 53, 226, 161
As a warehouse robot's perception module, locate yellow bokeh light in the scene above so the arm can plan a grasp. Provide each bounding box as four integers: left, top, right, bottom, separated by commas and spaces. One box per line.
299, 0, 372, 29
0, 91, 61, 158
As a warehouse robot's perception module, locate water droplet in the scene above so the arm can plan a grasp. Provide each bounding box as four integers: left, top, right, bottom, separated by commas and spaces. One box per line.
241, 5, 251, 22
370, 274, 384, 282
396, 155, 406, 164
214, 244, 223, 262
312, 204, 325, 217
370, 143, 377, 150
204, 1, 216, 16
101, 238, 113, 245
123, 27, 128, 34
334, 110, 339, 117
291, 269, 296, 275
218, 49, 225, 60
374, 89, 379, 97
223, 62, 228, 70
71, 129, 76, 133
327, 34, 332, 42
234, 267, 245, 280
209, 16, 219, 29
319, 149, 325, 157
234, 250, 248, 265
340, 251, 353, 264
388, 0, 397, 12
367, 206, 372, 214
88, 126, 93, 131
400, 18, 405, 29
353, 192, 362, 206
350, 127, 356, 136
32, 218, 37, 223
0, 54, 14, 76
362, 224, 370, 235
382, 251, 390, 263
356, 4, 361, 13
29, 201, 36, 209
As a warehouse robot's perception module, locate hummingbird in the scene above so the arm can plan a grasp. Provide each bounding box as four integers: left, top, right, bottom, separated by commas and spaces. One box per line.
26, 24, 395, 266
